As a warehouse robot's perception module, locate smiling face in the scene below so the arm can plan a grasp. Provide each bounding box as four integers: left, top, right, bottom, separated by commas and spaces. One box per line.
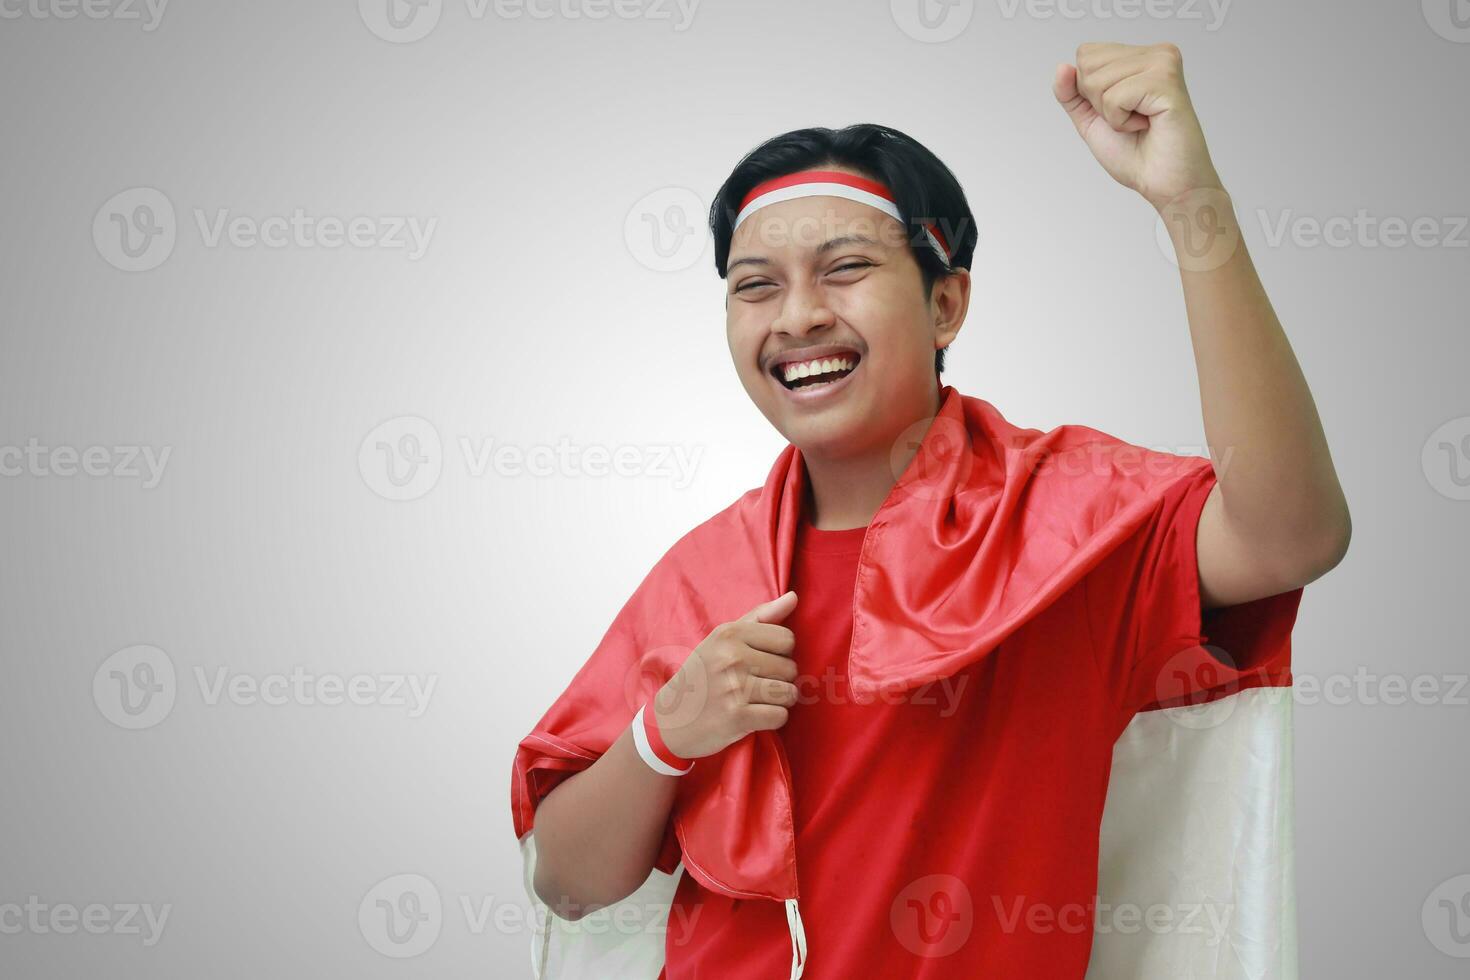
724, 169, 969, 461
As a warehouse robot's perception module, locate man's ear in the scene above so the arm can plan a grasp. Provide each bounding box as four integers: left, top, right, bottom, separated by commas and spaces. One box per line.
931, 267, 971, 349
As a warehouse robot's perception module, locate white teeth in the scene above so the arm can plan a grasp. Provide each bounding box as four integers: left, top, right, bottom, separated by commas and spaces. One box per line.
782, 355, 856, 384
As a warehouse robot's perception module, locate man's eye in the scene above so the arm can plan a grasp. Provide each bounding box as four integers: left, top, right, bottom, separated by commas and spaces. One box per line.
734, 263, 869, 294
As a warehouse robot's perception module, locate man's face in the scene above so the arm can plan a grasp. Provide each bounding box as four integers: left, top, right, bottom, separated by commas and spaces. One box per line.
725, 178, 964, 460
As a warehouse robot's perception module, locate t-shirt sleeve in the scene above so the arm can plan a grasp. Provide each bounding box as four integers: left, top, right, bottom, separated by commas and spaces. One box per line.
1083, 464, 1304, 729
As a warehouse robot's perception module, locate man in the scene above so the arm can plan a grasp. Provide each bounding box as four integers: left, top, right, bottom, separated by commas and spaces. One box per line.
512, 43, 1350, 978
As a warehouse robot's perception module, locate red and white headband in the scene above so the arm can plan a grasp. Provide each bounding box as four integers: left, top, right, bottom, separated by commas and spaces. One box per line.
732, 169, 952, 269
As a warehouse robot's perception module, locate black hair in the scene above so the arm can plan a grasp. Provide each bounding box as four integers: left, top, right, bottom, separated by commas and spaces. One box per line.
709, 123, 976, 376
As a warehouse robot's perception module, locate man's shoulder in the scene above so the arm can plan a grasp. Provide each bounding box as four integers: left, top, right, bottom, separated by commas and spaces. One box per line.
991, 411, 1213, 490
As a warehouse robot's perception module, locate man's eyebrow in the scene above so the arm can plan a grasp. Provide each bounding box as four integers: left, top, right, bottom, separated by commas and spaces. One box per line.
815, 234, 881, 253
727, 234, 883, 273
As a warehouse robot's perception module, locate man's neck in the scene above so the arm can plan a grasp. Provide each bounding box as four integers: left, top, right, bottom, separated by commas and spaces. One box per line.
801, 382, 943, 530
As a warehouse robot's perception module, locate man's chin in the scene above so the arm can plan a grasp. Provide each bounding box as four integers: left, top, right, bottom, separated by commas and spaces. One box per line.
777, 407, 875, 460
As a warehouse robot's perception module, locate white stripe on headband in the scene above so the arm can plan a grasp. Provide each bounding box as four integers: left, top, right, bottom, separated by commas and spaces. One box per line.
731, 170, 952, 269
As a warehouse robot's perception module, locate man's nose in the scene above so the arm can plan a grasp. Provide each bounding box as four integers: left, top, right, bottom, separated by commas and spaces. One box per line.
772, 280, 836, 336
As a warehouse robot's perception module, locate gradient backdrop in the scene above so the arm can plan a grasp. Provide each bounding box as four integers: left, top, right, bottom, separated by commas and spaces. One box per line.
1, 1, 1467, 977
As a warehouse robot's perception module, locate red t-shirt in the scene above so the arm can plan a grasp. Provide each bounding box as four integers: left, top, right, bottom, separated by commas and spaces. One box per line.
658, 472, 1286, 978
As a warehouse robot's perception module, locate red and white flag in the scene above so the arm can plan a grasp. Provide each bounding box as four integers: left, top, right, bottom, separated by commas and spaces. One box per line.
510, 384, 1301, 979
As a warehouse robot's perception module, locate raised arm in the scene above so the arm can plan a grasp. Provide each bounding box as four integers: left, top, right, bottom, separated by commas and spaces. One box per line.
1053, 42, 1351, 608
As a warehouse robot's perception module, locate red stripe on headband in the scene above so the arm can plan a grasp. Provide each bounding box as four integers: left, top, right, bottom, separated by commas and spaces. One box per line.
928, 224, 950, 257
738, 169, 896, 212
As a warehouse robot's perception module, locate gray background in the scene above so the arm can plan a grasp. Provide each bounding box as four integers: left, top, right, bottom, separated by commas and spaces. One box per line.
1, 0, 1466, 976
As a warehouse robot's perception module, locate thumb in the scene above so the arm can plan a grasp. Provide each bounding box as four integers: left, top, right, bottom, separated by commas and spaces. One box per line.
1052, 61, 1080, 105
1052, 62, 1098, 137
740, 590, 798, 624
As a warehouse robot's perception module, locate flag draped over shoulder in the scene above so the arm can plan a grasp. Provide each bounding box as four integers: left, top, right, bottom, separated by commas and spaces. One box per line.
510, 384, 1301, 979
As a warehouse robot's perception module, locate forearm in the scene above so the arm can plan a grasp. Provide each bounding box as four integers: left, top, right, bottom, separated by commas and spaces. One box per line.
531, 724, 679, 919
1160, 187, 1351, 571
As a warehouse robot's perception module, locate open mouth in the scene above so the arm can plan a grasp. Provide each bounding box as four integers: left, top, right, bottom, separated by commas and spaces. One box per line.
772, 352, 861, 392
